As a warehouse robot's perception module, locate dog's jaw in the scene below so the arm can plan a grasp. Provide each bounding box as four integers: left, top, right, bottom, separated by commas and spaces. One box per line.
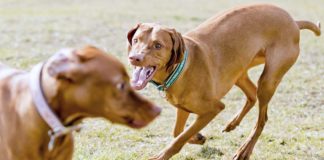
131, 66, 157, 90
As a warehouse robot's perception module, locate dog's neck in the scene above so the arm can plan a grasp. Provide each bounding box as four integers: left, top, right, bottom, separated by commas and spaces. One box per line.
151, 65, 177, 85
41, 66, 81, 125
151, 39, 197, 96
151, 37, 193, 89
151, 57, 190, 94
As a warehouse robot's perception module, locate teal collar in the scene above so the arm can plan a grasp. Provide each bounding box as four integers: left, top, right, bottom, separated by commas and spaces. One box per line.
150, 50, 188, 91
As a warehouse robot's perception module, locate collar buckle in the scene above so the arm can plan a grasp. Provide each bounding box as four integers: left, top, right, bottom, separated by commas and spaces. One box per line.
47, 125, 82, 151
157, 84, 166, 91
158, 90, 167, 98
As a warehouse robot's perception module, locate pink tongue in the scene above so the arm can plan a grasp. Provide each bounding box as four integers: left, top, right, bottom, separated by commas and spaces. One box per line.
131, 67, 142, 84
131, 67, 154, 89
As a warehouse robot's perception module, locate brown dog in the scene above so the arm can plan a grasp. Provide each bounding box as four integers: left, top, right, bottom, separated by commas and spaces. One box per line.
127, 4, 320, 160
0, 46, 161, 160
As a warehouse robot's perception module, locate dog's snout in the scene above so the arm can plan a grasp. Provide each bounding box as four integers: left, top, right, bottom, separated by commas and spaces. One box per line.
149, 105, 161, 118
129, 54, 144, 64
129, 56, 141, 62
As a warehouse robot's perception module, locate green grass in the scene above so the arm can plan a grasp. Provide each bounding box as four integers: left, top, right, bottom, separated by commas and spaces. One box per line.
1, 0, 323, 159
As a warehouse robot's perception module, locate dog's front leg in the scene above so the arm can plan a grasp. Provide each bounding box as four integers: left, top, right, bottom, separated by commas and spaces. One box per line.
149, 101, 224, 160
173, 108, 206, 145
173, 108, 190, 137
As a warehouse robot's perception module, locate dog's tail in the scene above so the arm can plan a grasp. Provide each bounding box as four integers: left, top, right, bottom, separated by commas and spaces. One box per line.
296, 20, 321, 36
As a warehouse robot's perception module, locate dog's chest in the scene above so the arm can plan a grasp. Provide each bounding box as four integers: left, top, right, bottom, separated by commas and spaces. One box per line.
166, 92, 180, 105
166, 93, 194, 113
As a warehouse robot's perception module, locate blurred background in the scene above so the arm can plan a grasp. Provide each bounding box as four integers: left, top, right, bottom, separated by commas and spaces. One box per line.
0, 0, 323, 159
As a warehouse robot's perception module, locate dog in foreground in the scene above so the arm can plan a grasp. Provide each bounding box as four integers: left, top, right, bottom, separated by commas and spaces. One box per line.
127, 4, 321, 160
0, 46, 161, 160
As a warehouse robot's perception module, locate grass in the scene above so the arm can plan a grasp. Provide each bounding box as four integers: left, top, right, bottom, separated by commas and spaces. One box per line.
1, 0, 323, 159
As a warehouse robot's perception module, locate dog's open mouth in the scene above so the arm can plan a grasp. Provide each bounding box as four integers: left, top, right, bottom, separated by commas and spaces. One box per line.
131, 66, 157, 90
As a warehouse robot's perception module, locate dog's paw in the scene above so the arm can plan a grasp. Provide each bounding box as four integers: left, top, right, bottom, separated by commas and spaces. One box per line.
233, 150, 251, 160
223, 119, 240, 132
232, 142, 253, 160
149, 149, 174, 160
223, 123, 237, 132
188, 133, 206, 145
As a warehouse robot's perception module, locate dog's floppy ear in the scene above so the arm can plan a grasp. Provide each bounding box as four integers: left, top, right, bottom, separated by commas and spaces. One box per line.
166, 29, 185, 71
127, 23, 141, 46
46, 49, 87, 83
76, 45, 102, 61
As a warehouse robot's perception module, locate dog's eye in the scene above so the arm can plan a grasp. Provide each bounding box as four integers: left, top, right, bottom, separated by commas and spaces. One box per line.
133, 39, 138, 44
154, 43, 162, 49
117, 83, 126, 91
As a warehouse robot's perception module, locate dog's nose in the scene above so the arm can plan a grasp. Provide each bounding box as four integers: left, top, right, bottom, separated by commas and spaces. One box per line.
149, 105, 161, 118
129, 54, 144, 63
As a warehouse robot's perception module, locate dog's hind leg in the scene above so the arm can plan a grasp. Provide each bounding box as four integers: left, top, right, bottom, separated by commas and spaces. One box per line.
223, 73, 257, 132
233, 44, 299, 160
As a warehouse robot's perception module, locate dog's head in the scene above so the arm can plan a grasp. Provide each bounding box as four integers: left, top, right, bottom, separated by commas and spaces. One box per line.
127, 23, 185, 90
44, 46, 160, 128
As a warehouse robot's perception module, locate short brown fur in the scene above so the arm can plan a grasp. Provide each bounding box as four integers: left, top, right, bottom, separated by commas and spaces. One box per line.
0, 46, 160, 160
127, 4, 320, 160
